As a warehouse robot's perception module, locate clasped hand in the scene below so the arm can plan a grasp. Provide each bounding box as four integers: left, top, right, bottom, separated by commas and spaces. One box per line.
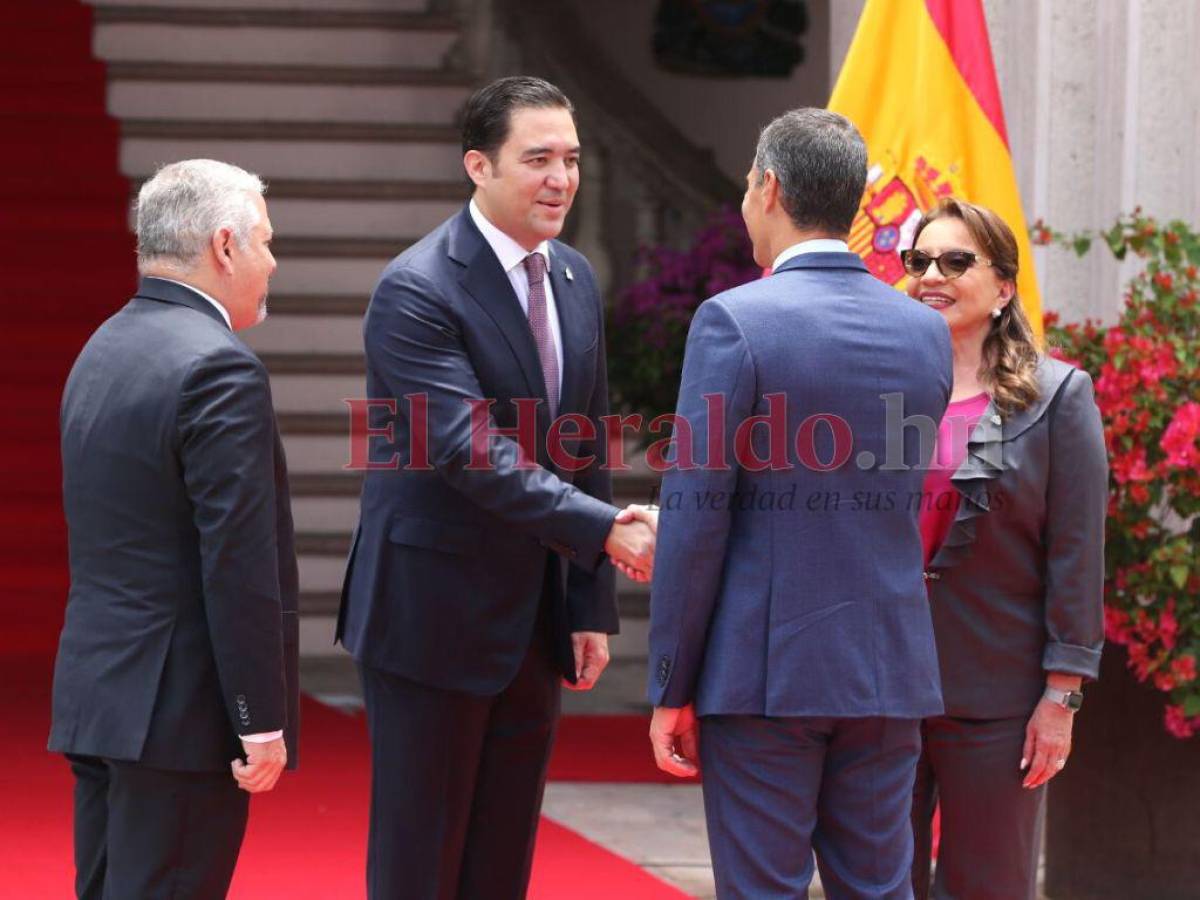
604, 504, 659, 583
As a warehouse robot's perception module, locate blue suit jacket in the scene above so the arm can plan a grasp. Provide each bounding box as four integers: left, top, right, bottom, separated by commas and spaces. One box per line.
337, 207, 619, 695
647, 253, 953, 718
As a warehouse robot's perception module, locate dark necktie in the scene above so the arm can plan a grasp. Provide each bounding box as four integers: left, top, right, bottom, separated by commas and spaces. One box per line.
522, 253, 559, 418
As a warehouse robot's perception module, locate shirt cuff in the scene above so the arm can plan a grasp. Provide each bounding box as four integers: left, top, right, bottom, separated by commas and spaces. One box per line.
240, 730, 283, 743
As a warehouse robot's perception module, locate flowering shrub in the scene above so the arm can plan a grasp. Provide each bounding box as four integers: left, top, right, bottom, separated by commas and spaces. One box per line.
1038, 213, 1200, 738
607, 207, 760, 428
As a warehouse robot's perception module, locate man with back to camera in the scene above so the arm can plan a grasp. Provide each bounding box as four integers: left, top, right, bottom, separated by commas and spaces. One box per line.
642, 109, 953, 898
336, 76, 657, 898
49, 159, 299, 898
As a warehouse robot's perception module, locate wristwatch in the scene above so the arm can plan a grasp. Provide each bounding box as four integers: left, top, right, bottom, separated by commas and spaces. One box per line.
1044, 686, 1084, 712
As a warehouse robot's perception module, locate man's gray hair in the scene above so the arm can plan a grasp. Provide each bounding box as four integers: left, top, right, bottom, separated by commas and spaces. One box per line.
135, 159, 265, 272
753, 108, 867, 236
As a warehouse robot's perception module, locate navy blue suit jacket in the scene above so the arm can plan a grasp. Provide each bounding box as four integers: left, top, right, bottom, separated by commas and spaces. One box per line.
51, 277, 299, 772
337, 207, 619, 695
648, 253, 953, 718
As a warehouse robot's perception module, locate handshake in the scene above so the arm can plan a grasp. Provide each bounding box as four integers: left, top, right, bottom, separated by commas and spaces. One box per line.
603, 504, 659, 583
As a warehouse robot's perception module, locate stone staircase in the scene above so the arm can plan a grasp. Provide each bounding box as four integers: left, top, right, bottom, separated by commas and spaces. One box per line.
86, 0, 656, 659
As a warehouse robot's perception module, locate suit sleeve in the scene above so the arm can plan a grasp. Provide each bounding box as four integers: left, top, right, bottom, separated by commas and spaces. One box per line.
647, 299, 755, 707
177, 345, 287, 738
1042, 369, 1108, 680
366, 265, 616, 571
564, 264, 618, 634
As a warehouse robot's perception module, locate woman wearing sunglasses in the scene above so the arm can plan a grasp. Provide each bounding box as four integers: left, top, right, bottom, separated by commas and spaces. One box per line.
901, 198, 1108, 899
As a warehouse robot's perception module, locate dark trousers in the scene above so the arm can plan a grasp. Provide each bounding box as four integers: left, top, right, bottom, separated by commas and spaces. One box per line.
67, 754, 250, 900
699, 715, 922, 900
358, 617, 561, 900
911, 716, 1046, 900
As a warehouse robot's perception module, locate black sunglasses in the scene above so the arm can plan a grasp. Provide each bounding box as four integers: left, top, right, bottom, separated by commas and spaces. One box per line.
900, 249, 993, 280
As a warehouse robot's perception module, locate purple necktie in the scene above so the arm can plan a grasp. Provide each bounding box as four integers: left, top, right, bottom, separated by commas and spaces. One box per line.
522, 253, 559, 417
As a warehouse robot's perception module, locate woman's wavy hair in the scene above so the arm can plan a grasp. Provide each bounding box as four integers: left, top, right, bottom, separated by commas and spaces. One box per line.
912, 197, 1042, 415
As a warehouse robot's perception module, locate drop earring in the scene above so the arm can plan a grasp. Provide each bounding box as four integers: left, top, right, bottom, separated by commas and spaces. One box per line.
991, 308, 1002, 319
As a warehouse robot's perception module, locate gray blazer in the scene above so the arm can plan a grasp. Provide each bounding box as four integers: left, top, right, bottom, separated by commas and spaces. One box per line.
926, 356, 1107, 718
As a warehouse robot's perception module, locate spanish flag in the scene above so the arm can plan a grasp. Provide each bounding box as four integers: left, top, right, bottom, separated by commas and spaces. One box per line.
829, 0, 1042, 336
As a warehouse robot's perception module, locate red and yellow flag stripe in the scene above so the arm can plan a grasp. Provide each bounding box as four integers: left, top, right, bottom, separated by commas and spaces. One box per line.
829, 0, 1042, 337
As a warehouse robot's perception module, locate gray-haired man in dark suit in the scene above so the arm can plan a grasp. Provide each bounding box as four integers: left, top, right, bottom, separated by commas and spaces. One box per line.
50, 159, 298, 898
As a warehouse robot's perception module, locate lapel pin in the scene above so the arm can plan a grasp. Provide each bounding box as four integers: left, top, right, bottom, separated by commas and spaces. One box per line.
564, 266, 574, 282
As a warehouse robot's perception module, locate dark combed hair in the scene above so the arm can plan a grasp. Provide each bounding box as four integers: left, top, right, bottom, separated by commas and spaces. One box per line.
754, 108, 867, 236
460, 76, 575, 159
912, 197, 1042, 415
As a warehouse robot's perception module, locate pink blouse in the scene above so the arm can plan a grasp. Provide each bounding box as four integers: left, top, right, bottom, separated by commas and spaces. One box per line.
919, 392, 991, 567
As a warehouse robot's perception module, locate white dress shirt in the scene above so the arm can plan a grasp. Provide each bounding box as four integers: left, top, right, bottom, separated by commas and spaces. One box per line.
147, 277, 281, 744
771, 238, 851, 271
468, 199, 564, 396
150, 276, 232, 329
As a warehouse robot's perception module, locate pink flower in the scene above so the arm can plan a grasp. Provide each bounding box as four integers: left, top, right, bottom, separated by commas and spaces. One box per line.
1164, 704, 1197, 739
1170, 655, 1197, 684
1161, 402, 1200, 470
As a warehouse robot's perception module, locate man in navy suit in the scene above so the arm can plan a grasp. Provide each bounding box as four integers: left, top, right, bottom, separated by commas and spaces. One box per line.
645, 109, 953, 898
337, 77, 655, 899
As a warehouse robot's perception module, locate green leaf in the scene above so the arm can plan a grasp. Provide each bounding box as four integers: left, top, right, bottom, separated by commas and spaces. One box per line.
1073, 236, 1093, 257
1184, 695, 1200, 717
1104, 224, 1127, 258
1170, 566, 1190, 590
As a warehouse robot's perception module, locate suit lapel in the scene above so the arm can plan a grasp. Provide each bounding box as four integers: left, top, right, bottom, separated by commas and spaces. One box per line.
450, 211, 550, 425
929, 361, 1076, 571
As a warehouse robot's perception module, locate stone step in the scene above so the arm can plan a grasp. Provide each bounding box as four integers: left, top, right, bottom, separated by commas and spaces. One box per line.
264, 256, 391, 295
260, 352, 364, 376
264, 196, 461, 240
292, 495, 359, 533
270, 374, 364, 413
282, 434, 357, 475
271, 237, 409, 259
267, 294, 369, 317
125, 195, 450, 245
120, 135, 461, 182
123, 120, 462, 144
94, 22, 459, 69
107, 61, 472, 86
93, 6, 457, 30
87, 0, 430, 10
245, 315, 363, 355
109, 81, 470, 124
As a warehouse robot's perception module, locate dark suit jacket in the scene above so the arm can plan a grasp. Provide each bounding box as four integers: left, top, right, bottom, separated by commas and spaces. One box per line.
49, 277, 299, 773
337, 206, 619, 695
647, 253, 953, 718
927, 356, 1107, 718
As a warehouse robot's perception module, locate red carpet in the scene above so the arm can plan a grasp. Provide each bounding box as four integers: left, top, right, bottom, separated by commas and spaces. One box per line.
551, 714, 699, 784
0, 655, 690, 898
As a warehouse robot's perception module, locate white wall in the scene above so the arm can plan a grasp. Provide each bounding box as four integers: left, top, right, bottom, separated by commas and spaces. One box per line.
561, 0, 831, 183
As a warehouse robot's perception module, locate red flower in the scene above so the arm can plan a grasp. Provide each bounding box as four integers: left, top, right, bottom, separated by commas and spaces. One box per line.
1154, 671, 1177, 691
1160, 601, 1179, 651
1105, 606, 1133, 643
1161, 402, 1200, 471
1165, 705, 1197, 739
1154, 272, 1174, 292
1171, 655, 1198, 685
